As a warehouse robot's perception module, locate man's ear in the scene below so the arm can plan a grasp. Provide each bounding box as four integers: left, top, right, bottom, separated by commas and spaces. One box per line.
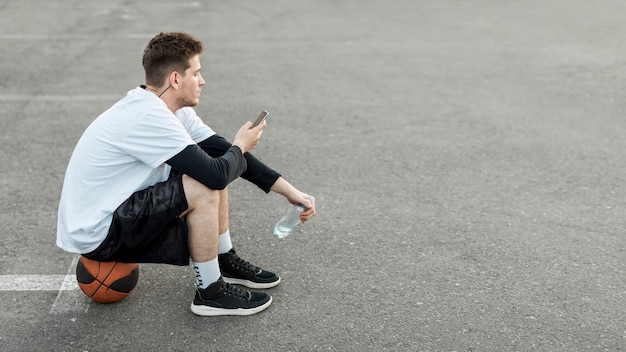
168, 71, 181, 88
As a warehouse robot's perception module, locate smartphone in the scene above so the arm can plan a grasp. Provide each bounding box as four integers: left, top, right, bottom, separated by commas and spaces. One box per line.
252, 110, 269, 127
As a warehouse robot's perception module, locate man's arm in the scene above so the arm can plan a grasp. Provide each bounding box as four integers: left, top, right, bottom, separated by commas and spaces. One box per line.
198, 134, 281, 193
197, 134, 316, 222
166, 144, 247, 190
270, 177, 316, 223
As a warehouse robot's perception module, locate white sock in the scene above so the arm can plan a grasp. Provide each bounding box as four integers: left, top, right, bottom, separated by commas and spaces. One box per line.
218, 230, 233, 254
193, 258, 220, 289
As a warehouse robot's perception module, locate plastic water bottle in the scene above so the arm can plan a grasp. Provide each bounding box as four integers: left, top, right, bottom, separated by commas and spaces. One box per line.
274, 202, 309, 238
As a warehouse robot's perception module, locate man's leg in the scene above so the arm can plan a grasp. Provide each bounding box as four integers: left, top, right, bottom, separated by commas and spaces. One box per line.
182, 175, 220, 263
180, 175, 221, 290
181, 176, 272, 316
215, 187, 282, 289
217, 188, 233, 254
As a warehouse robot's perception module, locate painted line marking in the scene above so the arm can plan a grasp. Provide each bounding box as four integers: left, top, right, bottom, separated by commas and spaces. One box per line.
50, 256, 91, 314
0, 275, 78, 291
0, 95, 120, 102
0, 34, 154, 40
0, 256, 91, 313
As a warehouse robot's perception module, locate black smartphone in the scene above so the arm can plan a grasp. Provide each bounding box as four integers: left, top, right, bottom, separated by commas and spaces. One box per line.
252, 110, 269, 127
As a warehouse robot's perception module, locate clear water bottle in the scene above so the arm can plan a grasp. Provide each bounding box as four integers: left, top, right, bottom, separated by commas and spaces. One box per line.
274, 202, 309, 238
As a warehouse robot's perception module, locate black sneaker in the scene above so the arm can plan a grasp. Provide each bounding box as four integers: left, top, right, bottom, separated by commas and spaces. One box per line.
219, 249, 281, 289
190, 277, 272, 316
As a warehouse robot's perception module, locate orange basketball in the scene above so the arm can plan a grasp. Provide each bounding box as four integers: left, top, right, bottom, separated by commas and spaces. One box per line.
76, 256, 139, 304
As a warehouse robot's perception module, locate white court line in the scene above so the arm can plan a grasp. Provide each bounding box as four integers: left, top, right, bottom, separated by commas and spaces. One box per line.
0, 95, 120, 102
0, 34, 153, 40
50, 256, 91, 314
0, 275, 78, 291
0, 256, 90, 313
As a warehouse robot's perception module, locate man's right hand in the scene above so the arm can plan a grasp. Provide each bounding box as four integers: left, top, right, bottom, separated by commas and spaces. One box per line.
232, 120, 266, 153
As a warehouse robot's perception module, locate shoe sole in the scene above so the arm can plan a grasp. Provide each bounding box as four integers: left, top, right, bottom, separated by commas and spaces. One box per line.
222, 276, 281, 289
190, 296, 273, 316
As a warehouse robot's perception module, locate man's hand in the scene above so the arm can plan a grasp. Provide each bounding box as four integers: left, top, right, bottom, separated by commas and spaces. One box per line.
270, 177, 316, 223
232, 120, 266, 153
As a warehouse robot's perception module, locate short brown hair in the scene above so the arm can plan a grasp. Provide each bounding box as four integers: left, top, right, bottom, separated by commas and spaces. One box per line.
142, 32, 203, 87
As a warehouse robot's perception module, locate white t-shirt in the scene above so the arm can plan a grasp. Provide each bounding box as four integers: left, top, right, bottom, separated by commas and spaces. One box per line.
56, 87, 215, 253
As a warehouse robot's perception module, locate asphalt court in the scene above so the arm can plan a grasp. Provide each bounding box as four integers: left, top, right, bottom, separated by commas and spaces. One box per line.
1, 0, 626, 351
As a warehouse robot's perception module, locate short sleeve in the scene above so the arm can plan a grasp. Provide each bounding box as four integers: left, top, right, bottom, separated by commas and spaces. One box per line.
120, 109, 195, 168
176, 107, 216, 143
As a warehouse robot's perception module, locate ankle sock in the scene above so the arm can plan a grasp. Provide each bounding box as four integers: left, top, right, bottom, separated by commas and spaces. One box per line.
218, 230, 233, 254
193, 258, 220, 289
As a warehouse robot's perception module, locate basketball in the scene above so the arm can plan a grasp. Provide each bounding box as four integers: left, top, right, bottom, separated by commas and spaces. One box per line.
76, 256, 140, 304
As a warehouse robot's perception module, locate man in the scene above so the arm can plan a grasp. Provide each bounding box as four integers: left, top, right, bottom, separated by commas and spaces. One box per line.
56, 32, 316, 316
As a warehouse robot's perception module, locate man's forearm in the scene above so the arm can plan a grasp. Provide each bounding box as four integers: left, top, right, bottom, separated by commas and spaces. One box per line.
165, 144, 247, 190
198, 134, 281, 193
270, 177, 298, 198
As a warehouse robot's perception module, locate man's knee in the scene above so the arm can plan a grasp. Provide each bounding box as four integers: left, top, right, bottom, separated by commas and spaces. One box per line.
182, 175, 220, 208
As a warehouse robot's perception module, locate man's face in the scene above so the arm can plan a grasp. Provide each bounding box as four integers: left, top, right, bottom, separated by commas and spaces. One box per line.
177, 54, 205, 108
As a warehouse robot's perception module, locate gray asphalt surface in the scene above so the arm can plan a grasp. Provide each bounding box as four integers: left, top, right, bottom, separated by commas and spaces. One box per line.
1, 0, 626, 351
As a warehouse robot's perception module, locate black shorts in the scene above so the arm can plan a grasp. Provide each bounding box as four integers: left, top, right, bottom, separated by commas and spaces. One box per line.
83, 174, 190, 266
